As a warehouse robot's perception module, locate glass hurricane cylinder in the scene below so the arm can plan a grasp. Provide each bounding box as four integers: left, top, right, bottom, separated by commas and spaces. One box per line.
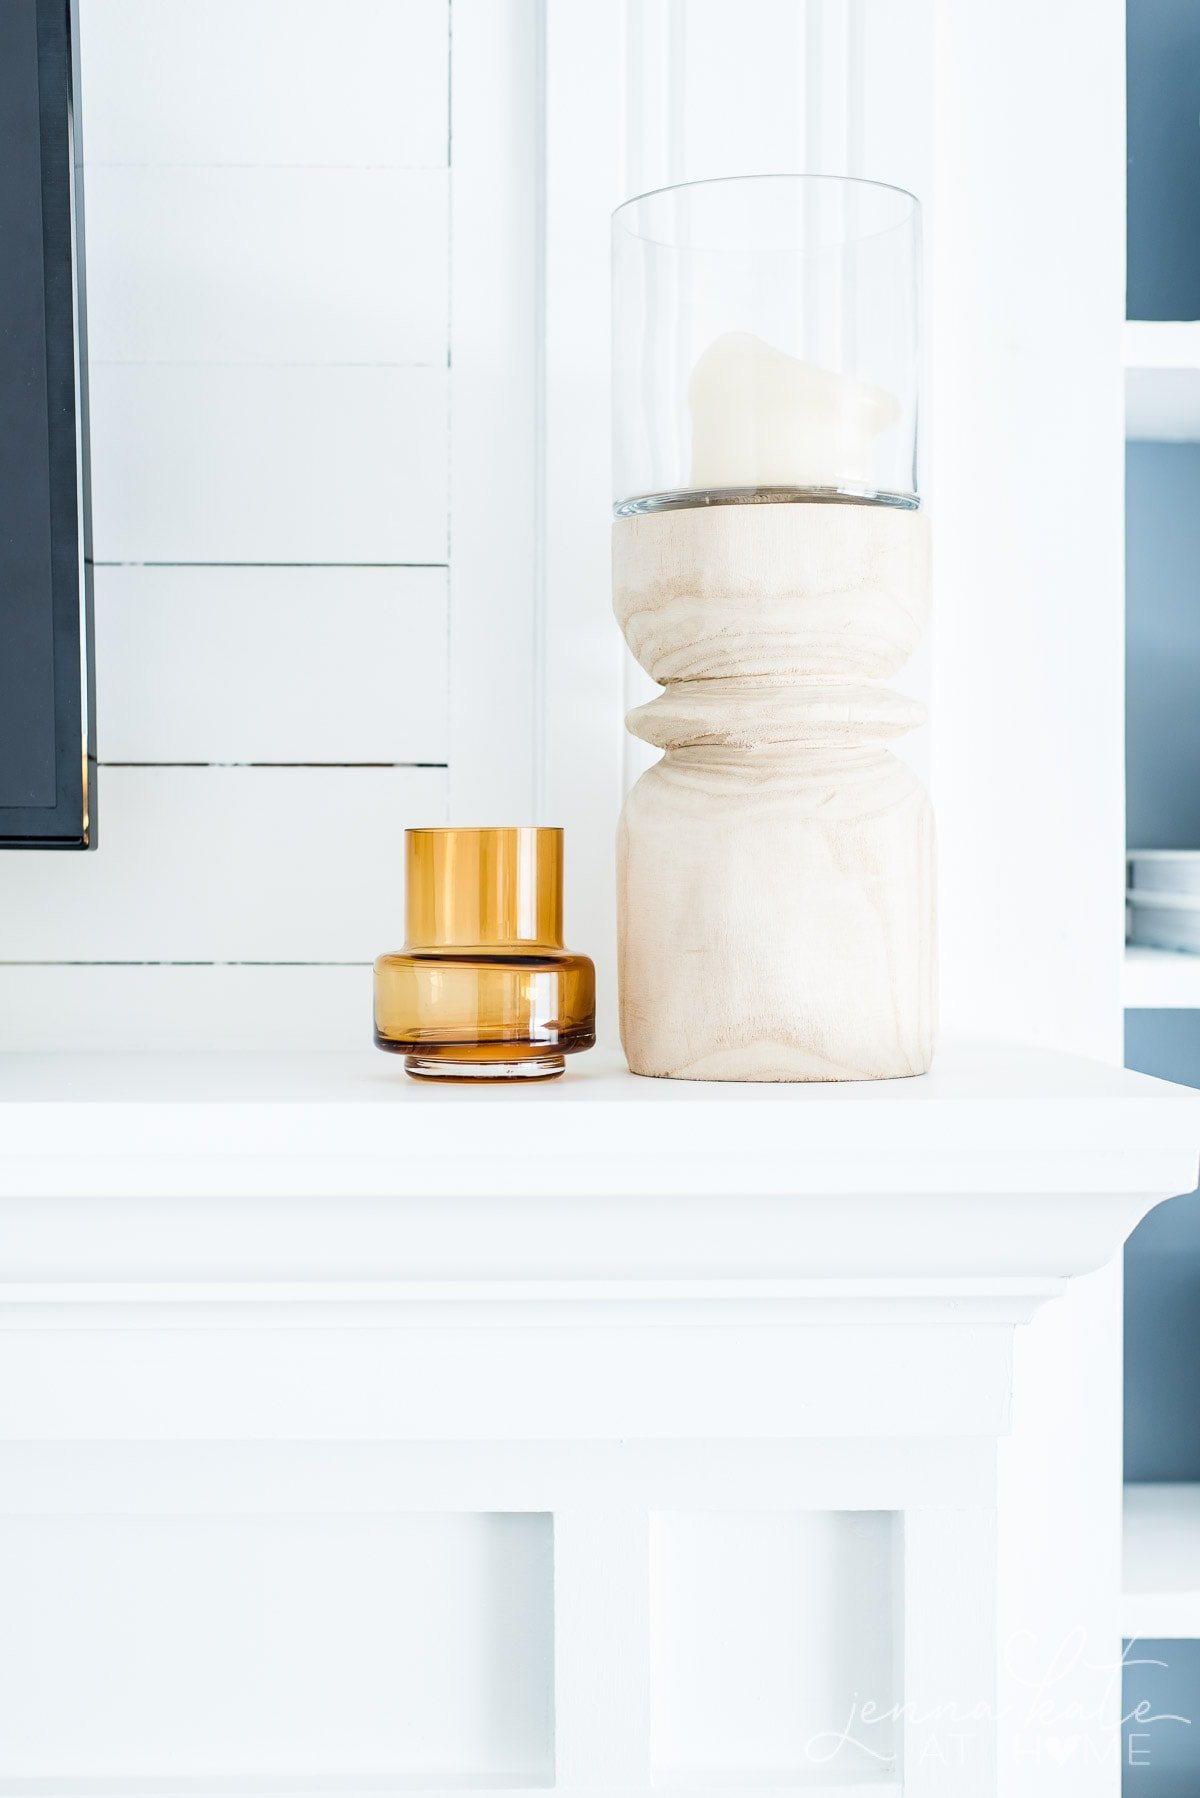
613, 173, 921, 513
611, 174, 935, 1082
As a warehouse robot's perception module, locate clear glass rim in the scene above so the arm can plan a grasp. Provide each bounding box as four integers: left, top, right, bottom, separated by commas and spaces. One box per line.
614, 485, 920, 518
612, 171, 921, 253
405, 825, 563, 837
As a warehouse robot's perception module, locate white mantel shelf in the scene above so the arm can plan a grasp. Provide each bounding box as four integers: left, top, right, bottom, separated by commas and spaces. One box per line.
0, 1038, 1196, 1307
0, 1037, 1197, 1197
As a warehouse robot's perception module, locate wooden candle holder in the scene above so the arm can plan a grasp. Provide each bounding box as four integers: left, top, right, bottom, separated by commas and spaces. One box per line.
614, 500, 935, 1081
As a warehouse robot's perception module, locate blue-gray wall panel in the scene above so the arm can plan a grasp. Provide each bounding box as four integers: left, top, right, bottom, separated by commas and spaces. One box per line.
1128, 0, 1200, 320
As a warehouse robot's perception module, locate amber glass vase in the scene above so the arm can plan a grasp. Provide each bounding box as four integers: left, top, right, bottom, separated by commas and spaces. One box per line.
374, 827, 596, 1081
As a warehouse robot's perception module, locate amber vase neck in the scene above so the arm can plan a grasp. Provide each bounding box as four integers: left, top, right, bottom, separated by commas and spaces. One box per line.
405, 827, 565, 949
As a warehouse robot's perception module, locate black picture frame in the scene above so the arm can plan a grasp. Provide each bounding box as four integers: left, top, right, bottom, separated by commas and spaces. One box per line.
0, 0, 94, 849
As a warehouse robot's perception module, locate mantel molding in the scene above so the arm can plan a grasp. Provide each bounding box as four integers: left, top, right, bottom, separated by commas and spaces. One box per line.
0, 1041, 1195, 1355
0, 1276, 1066, 1334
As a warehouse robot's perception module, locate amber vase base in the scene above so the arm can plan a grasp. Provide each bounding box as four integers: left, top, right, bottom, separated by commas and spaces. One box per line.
402, 1052, 566, 1082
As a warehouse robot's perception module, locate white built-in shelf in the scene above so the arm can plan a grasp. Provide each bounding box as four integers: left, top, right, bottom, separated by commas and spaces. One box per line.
1122, 1484, 1200, 1639
1124, 945, 1200, 1009
1126, 320, 1200, 440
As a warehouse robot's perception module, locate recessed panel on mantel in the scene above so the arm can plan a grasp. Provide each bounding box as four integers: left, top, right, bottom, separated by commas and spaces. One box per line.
0, 1511, 552, 1785
88, 365, 448, 567
95, 566, 449, 765
78, 0, 449, 169
0, 766, 446, 962
650, 1510, 899, 1783
84, 166, 449, 367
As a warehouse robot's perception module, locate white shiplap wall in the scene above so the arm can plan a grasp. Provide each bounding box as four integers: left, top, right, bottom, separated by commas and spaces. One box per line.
0, 0, 544, 1049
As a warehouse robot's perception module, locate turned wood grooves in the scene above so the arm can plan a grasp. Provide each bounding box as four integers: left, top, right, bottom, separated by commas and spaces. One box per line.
613, 500, 936, 1082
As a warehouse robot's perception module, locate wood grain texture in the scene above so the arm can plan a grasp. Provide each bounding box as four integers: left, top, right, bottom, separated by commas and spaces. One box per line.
614, 503, 935, 1082
613, 500, 930, 683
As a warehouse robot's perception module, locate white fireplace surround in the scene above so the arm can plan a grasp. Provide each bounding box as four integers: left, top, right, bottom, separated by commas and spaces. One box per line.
0, 1041, 1196, 1796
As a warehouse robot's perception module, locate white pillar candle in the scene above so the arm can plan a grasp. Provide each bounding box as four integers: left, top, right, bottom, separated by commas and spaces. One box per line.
688, 331, 900, 492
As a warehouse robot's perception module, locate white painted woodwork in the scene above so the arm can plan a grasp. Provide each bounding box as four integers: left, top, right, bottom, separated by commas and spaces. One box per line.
77, 0, 449, 169
1125, 320, 1200, 441
877, 9, 1126, 1793
919, 0, 1126, 1064
614, 503, 934, 1080
0, 1322, 1013, 1447
0, 966, 367, 1052
0, 1440, 992, 1521
94, 566, 449, 765
900, 1505, 998, 1795
1123, 945, 1200, 1009
553, 1512, 652, 1786
0, 1512, 553, 1786
1122, 1484, 1200, 1638
88, 365, 448, 566
659, 0, 858, 182
84, 166, 448, 366
998, 1261, 1125, 1794
650, 1510, 897, 1781
446, 0, 542, 824
0, 1044, 1194, 1795
541, 2, 627, 1024
0, 1040, 1191, 1222
0, 767, 446, 962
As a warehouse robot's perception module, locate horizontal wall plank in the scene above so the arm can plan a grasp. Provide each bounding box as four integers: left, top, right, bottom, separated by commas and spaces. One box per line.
0, 768, 446, 961
84, 167, 448, 367
95, 566, 449, 764
88, 366, 448, 565
78, 0, 449, 168
0, 967, 368, 1051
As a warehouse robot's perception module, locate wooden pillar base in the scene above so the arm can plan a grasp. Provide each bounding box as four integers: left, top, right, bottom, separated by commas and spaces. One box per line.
613, 501, 935, 1082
